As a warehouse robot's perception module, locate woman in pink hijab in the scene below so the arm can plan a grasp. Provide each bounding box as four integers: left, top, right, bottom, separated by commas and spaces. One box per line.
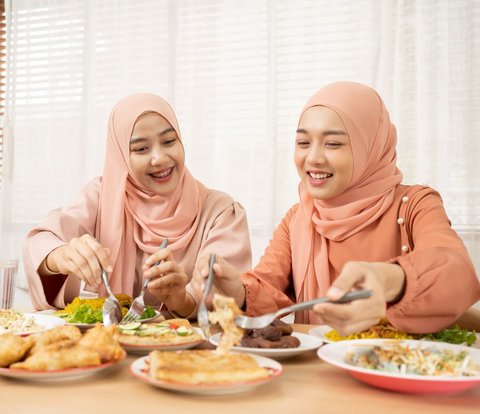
24, 93, 251, 317
195, 81, 480, 335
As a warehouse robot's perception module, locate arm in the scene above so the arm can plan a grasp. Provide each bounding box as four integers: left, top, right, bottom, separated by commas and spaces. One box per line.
192, 206, 297, 316
241, 207, 298, 315
387, 189, 480, 332
143, 196, 252, 318
315, 188, 480, 335
22, 178, 104, 309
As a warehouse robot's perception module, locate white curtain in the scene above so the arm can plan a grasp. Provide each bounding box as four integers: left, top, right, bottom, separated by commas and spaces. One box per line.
2, 0, 479, 307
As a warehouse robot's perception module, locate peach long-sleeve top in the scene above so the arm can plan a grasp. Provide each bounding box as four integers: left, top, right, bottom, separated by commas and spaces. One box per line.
242, 184, 480, 333
24, 177, 252, 311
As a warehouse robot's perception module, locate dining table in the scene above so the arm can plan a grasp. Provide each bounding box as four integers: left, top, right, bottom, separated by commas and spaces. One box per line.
1, 319, 479, 414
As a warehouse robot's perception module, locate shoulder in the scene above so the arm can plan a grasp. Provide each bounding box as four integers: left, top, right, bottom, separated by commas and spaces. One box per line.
200, 189, 248, 221
203, 189, 237, 211
78, 176, 102, 201
394, 184, 443, 211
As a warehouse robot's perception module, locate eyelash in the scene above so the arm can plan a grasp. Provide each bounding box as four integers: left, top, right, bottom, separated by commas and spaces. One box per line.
130, 137, 178, 153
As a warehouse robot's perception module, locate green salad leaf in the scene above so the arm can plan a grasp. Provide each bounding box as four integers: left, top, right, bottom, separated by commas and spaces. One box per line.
65, 304, 103, 324
140, 306, 156, 319
418, 325, 477, 347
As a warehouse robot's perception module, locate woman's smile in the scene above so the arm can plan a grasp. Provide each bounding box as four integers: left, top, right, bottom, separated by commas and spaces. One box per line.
148, 167, 174, 183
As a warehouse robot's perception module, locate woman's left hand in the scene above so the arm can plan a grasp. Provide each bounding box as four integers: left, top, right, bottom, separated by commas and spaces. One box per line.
312, 261, 406, 336
142, 248, 193, 314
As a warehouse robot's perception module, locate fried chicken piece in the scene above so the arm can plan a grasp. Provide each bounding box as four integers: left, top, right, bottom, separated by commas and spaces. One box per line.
78, 324, 125, 362
10, 342, 101, 371
0, 334, 34, 367
29, 325, 82, 355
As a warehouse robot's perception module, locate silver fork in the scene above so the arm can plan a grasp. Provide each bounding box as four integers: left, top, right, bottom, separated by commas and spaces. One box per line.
234, 289, 373, 329
197, 253, 216, 338
101, 269, 122, 326
119, 239, 169, 325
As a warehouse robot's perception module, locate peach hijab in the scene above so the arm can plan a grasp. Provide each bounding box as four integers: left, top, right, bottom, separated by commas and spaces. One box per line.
97, 93, 208, 295
290, 82, 403, 323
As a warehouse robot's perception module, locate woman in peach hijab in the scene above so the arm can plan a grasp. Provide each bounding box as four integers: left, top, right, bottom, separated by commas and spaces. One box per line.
24, 93, 251, 317
195, 81, 480, 335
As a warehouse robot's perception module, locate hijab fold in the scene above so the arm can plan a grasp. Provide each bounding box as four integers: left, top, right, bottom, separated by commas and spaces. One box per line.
290, 82, 403, 323
96, 94, 208, 296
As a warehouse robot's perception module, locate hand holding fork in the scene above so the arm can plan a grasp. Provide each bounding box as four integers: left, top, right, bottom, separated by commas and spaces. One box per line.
119, 239, 169, 325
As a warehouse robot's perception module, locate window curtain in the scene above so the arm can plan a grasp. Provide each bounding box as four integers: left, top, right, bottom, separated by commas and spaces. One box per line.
2, 0, 479, 307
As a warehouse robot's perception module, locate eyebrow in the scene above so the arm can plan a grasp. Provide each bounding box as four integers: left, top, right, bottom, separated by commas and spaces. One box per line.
296, 128, 347, 136
130, 127, 176, 145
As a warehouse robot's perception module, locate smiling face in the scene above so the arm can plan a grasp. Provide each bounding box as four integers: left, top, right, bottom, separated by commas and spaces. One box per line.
129, 112, 185, 196
294, 106, 353, 201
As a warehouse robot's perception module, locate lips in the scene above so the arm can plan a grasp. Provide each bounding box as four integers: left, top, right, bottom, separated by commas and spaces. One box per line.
309, 172, 333, 180
307, 171, 333, 187
149, 167, 173, 178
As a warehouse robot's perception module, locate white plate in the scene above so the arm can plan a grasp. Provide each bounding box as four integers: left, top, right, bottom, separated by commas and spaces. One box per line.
309, 325, 480, 348
0, 360, 121, 382
317, 339, 480, 394
38, 309, 162, 330
119, 327, 205, 354
0, 313, 66, 336
309, 325, 334, 344
130, 353, 282, 395
209, 332, 323, 360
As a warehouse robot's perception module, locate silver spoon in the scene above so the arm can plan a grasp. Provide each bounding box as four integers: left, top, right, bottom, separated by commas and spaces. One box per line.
234, 289, 372, 329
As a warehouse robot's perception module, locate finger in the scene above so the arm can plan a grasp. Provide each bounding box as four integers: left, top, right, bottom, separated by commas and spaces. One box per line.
143, 247, 171, 270
145, 260, 175, 279
85, 238, 112, 273
147, 273, 184, 290
326, 262, 368, 300
65, 251, 98, 287
73, 240, 104, 285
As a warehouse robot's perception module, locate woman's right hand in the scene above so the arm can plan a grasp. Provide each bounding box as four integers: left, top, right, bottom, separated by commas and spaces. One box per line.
192, 253, 246, 308
41, 234, 112, 286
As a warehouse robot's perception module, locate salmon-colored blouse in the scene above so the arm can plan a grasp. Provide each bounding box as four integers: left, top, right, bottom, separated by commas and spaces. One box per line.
24, 177, 252, 311
242, 184, 480, 333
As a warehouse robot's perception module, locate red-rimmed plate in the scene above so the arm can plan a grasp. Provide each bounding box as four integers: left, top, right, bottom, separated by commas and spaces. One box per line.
130, 353, 282, 395
317, 339, 480, 394
119, 327, 205, 354
0, 358, 124, 382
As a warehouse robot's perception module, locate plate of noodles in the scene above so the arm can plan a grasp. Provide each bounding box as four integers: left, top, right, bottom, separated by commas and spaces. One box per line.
309, 320, 479, 348
0, 310, 65, 336
317, 339, 480, 394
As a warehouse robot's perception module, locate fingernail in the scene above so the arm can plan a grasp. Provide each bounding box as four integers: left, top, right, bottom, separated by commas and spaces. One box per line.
107, 266, 113, 272
327, 286, 344, 299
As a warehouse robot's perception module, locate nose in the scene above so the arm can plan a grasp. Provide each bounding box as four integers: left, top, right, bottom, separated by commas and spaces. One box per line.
306, 141, 326, 164
150, 146, 168, 166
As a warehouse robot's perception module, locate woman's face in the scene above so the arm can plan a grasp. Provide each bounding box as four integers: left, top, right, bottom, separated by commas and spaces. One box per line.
294, 106, 353, 200
129, 112, 185, 196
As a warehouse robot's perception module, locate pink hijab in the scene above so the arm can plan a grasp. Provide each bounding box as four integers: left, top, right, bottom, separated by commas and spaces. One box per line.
290, 82, 403, 322
96, 93, 208, 295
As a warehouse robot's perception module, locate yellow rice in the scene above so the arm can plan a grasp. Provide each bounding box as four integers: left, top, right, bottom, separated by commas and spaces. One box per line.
55, 294, 133, 318
324, 319, 415, 341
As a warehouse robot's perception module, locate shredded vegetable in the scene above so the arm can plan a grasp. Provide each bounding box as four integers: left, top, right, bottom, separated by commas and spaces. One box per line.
0, 309, 43, 334
345, 341, 480, 377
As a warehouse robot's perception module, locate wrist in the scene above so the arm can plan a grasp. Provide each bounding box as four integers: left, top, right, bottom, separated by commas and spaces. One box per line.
42, 250, 61, 275
166, 291, 196, 318
378, 262, 406, 304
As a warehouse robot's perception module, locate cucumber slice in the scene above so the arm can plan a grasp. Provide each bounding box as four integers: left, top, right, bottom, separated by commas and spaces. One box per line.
118, 322, 141, 331
176, 326, 192, 336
